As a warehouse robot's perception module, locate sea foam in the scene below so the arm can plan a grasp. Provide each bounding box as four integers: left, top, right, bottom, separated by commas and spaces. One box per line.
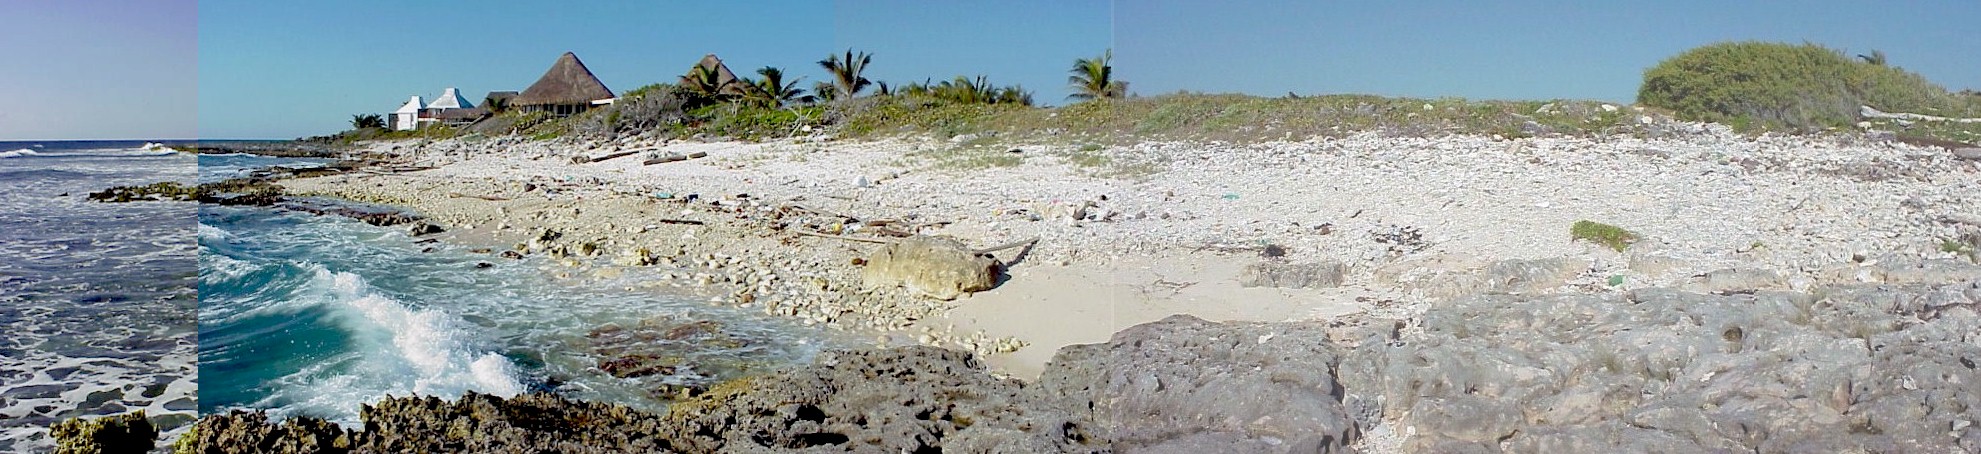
249, 266, 521, 423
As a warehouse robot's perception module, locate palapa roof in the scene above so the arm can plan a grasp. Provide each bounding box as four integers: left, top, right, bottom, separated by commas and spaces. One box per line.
681, 54, 756, 97
393, 96, 424, 114
483, 91, 519, 104
514, 52, 615, 106
426, 87, 474, 110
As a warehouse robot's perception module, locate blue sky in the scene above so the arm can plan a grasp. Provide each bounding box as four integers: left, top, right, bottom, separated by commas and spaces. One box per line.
7, 1, 1978, 140
1116, 1, 1980, 101
0, 1, 197, 140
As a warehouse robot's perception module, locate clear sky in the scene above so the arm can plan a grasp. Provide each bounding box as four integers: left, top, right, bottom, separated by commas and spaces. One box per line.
1116, 1, 1980, 101
19, 1, 1976, 140
0, 0, 197, 141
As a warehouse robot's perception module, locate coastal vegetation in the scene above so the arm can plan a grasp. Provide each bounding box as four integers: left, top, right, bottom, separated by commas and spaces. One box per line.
1067, 49, 1126, 101
818, 49, 875, 100
349, 113, 386, 130
331, 42, 1979, 147
1639, 41, 1981, 137
1570, 220, 1639, 252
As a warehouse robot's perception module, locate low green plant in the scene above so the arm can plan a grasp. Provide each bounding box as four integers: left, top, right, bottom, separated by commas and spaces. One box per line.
1943, 238, 1975, 253
1571, 220, 1639, 252
1638, 41, 1981, 131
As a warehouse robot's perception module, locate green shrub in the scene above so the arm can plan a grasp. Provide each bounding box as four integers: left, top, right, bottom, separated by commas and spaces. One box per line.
694, 104, 824, 141
1571, 220, 1639, 252
1639, 41, 1979, 131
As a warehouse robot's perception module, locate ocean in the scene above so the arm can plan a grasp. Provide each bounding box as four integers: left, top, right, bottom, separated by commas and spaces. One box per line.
196, 155, 847, 428
0, 140, 199, 451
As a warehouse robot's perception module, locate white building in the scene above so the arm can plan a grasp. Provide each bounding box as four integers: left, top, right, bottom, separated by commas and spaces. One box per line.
391, 96, 424, 131
424, 87, 474, 113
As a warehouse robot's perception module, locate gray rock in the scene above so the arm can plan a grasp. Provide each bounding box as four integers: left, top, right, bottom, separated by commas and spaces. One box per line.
1682, 268, 1782, 293
1337, 278, 1981, 452
1953, 147, 1981, 160
1035, 315, 1357, 453
1238, 260, 1346, 288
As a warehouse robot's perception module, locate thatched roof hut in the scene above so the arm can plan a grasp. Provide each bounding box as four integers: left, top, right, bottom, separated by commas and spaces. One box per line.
515, 52, 614, 115
483, 91, 519, 107
681, 54, 758, 97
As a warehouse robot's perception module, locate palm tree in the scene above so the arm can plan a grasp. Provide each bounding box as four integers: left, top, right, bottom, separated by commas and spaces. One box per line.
483, 96, 510, 114
683, 65, 730, 101
351, 113, 385, 130
996, 86, 1034, 106
749, 66, 809, 108
1068, 49, 1126, 101
817, 49, 873, 100
811, 81, 838, 103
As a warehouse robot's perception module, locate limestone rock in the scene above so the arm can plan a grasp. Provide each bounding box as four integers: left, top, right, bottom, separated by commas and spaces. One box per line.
1035, 315, 1357, 453
1682, 268, 1783, 293
1238, 260, 1347, 288
859, 236, 999, 300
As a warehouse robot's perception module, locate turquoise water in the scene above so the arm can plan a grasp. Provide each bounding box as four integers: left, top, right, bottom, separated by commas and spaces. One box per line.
197, 162, 845, 425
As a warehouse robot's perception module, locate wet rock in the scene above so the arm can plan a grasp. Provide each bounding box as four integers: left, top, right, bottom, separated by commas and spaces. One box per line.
587, 317, 759, 382
49, 410, 157, 454
406, 222, 444, 236
85, 181, 200, 203
859, 236, 999, 300
1238, 260, 1347, 288
189, 410, 351, 454
665, 347, 1099, 453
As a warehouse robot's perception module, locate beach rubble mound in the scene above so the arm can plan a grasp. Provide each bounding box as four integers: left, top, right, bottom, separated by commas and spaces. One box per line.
859, 235, 1001, 300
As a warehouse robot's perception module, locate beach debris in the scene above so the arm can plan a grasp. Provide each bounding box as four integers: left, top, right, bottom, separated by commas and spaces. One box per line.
445, 191, 510, 201
642, 150, 710, 166
582, 148, 645, 164
859, 236, 1001, 300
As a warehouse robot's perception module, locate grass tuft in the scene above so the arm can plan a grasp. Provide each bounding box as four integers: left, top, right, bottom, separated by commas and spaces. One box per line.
1571, 220, 1640, 252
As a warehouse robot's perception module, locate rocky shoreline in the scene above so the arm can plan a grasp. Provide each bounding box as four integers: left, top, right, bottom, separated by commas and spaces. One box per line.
62, 127, 1981, 451
84, 271, 1981, 451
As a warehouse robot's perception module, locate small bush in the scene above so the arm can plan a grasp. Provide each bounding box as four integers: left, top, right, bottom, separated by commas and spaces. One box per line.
1571, 220, 1639, 252
1638, 41, 1979, 131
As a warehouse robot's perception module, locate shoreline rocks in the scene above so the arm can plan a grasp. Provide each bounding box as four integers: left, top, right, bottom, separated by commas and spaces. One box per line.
140, 273, 1981, 451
